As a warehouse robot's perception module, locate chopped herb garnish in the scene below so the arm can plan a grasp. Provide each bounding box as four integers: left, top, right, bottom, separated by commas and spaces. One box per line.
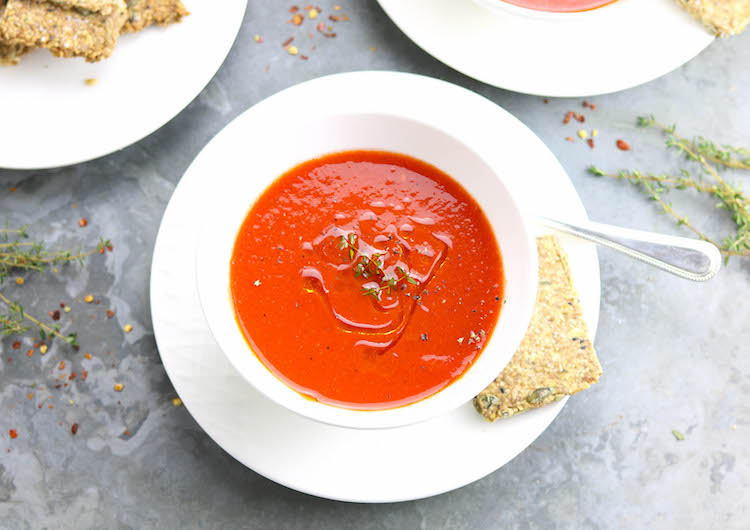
339, 234, 419, 298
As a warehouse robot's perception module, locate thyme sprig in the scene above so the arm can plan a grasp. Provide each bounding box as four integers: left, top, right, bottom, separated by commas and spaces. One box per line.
0, 224, 111, 282
0, 225, 109, 345
637, 116, 750, 171
590, 116, 750, 261
338, 234, 418, 298
0, 291, 78, 346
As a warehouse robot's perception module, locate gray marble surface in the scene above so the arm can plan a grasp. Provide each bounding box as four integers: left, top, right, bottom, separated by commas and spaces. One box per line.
1, 1, 749, 528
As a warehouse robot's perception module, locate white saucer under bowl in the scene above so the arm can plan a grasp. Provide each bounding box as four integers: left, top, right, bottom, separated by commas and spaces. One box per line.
376, 0, 713, 96
150, 71, 601, 502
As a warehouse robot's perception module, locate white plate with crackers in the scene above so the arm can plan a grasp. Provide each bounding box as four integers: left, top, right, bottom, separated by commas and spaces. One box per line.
150, 72, 601, 502
376, 0, 716, 97
0, 0, 247, 169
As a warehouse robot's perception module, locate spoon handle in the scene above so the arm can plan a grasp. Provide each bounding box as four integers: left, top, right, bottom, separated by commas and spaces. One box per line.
536, 216, 722, 282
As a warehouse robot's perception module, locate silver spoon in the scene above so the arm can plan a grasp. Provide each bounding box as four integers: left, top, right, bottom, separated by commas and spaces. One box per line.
536, 216, 722, 282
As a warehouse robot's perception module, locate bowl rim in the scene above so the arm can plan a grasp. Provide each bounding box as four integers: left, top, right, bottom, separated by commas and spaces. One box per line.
194, 88, 539, 431
473, 0, 627, 20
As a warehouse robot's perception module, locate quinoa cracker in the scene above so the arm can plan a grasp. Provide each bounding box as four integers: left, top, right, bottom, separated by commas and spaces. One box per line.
676, 0, 750, 37
122, 0, 189, 33
0, 0, 128, 62
474, 236, 602, 422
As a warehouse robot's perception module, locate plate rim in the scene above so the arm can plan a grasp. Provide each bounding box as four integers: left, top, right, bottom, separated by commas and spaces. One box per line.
375, 0, 714, 97
0, 0, 248, 170
150, 71, 602, 502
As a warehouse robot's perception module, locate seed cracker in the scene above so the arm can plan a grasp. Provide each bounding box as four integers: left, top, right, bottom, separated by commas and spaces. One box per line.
676, 0, 750, 37
121, 0, 189, 33
474, 236, 602, 422
0, 0, 127, 62
32, 0, 123, 15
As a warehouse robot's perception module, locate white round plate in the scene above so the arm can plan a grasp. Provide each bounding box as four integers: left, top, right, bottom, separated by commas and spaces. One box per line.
150, 72, 601, 502
376, 0, 714, 97
0, 0, 247, 170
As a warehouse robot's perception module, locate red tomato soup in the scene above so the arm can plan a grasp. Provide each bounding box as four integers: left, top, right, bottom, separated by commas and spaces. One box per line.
230, 151, 504, 410
500, 0, 616, 12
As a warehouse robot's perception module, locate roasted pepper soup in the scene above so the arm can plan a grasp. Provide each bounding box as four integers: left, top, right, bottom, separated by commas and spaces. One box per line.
500, 0, 616, 12
230, 151, 504, 410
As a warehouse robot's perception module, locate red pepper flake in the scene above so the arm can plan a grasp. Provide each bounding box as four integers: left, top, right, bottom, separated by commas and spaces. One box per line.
300, 54, 309, 60
124, 430, 130, 436
55, 384, 61, 389
289, 5, 299, 12
292, 13, 304, 25
60, 302, 66, 308
341, 14, 349, 21
85, 353, 92, 359
81, 370, 88, 381
565, 137, 575, 142
316, 22, 336, 37
12, 341, 20, 350
9, 187, 16, 192
69, 372, 77, 380
27, 349, 33, 357
106, 243, 113, 252
254, 34, 263, 43
78, 218, 88, 227
329, 14, 339, 21
48, 404, 53, 409
563, 111, 574, 124
71, 423, 78, 435
49, 310, 61, 321
587, 138, 595, 149
58, 360, 66, 370
616, 139, 631, 151
576, 114, 585, 123
27, 393, 33, 400
106, 309, 115, 318
583, 101, 596, 110
9, 429, 17, 439
282, 36, 294, 47
543, 98, 549, 104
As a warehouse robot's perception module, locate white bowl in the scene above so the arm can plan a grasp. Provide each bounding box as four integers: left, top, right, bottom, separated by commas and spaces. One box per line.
472, 0, 626, 21
195, 101, 538, 430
